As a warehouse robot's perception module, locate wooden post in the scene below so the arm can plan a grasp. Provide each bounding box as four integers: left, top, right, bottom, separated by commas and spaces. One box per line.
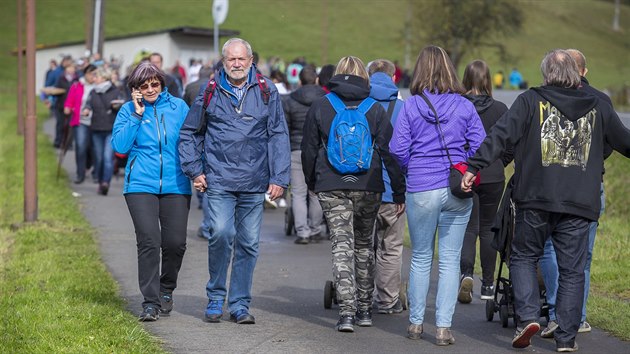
17, 0, 24, 135
24, 0, 37, 222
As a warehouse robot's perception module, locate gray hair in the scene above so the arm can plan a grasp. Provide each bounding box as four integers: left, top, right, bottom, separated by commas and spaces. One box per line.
222, 38, 253, 58
540, 49, 580, 88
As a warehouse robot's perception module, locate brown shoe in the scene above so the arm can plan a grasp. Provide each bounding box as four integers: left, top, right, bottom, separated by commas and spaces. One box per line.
436, 327, 455, 346
407, 323, 423, 340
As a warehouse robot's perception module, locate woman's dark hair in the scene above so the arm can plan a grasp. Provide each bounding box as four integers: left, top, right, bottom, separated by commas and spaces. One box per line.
126, 61, 165, 91
84, 64, 97, 75
317, 64, 335, 88
409, 45, 464, 95
463, 60, 492, 96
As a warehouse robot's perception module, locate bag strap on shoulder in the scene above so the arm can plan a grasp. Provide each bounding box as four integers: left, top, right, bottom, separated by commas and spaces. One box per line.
201, 78, 217, 112
357, 97, 376, 115
255, 73, 270, 105
325, 92, 346, 113
386, 100, 396, 120
419, 92, 454, 166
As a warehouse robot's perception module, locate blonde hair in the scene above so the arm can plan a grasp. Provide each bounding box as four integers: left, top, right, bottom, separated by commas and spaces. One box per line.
95, 67, 112, 81
334, 56, 370, 84
409, 45, 464, 95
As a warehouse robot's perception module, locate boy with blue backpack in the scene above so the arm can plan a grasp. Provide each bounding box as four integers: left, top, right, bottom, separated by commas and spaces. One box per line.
301, 56, 405, 333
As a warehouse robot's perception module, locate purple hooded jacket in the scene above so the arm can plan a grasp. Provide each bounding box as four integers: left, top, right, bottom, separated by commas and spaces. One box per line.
389, 90, 486, 193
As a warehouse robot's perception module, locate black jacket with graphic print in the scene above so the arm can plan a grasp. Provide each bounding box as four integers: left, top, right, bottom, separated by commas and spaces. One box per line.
467, 85, 630, 221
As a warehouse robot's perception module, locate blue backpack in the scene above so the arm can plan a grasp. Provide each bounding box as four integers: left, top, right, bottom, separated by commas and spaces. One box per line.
325, 93, 377, 174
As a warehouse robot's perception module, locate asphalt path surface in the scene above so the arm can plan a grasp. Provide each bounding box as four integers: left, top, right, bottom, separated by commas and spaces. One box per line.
43, 97, 629, 353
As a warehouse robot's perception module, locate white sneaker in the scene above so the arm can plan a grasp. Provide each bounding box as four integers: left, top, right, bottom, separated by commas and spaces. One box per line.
278, 198, 287, 208
578, 321, 591, 333
264, 194, 278, 209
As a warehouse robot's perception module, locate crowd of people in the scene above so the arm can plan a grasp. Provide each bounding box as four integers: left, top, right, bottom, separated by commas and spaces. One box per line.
43, 38, 629, 353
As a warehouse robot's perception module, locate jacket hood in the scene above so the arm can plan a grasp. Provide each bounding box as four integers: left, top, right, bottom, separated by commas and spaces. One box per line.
290, 84, 326, 105
369, 72, 398, 101
328, 74, 370, 100
412, 90, 465, 124
463, 94, 494, 114
532, 86, 598, 121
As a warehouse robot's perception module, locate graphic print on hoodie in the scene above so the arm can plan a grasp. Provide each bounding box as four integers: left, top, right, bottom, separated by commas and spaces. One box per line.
538, 101, 595, 171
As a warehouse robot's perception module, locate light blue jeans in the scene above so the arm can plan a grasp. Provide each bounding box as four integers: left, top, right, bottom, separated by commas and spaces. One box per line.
407, 188, 473, 328
91, 131, 113, 184
540, 182, 605, 323
205, 189, 264, 314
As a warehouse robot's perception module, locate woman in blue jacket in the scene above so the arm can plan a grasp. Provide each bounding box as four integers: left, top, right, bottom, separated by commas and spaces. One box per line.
112, 61, 191, 322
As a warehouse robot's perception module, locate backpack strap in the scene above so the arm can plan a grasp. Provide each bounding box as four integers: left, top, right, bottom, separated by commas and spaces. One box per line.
325, 92, 346, 113
357, 97, 376, 114
195, 78, 217, 134
256, 73, 270, 105
385, 100, 396, 120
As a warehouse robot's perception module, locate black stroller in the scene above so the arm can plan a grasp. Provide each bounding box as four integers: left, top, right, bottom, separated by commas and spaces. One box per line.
485, 177, 549, 327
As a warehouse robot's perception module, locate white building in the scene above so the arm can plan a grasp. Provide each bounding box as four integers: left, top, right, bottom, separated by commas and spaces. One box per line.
36, 26, 239, 90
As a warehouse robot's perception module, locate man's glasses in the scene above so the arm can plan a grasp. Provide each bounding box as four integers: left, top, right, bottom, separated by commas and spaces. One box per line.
139, 81, 161, 90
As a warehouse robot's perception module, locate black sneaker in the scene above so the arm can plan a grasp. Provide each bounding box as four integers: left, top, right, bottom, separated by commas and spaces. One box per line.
512, 322, 540, 348
335, 314, 355, 332
230, 309, 256, 324
356, 309, 373, 327
160, 292, 173, 314
458, 275, 473, 304
294, 237, 310, 244
557, 341, 579, 352
480, 285, 494, 300
138, 306, 159, 322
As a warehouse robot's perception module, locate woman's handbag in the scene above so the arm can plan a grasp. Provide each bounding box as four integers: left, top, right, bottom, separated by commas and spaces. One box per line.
419, 93, 479, 199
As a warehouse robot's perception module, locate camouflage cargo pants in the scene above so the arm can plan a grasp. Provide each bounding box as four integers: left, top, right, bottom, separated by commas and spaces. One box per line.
318, 190, 381, 316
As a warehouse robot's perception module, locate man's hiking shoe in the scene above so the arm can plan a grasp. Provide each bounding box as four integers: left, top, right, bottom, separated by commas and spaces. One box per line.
230, 309, 256, 324
335, 314, 355, 332
377, 298, 404, 314
578, 321, 591, 333
407, 323, 423, 340
512, 322, 540, 348
436, 327, 455, 346
557, 341, 579, 352
541, 320, 558, 338
204, 299, 224, 322
458, 275, 473, 304
160, 292, 173, 314
138, 306, 159, 322
480, 285, 495, 300
356, 309, 373, 327
294, 237, 309, 244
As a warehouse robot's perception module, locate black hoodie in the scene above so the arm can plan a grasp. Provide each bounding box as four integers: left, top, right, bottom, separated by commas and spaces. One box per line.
283, 84, 326, 150
300, 74, 405, 203
467, 86, 630, 221
463, 95, 509, 184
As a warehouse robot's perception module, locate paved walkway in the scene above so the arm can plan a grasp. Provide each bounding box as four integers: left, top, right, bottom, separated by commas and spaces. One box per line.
45, 118, 628, 353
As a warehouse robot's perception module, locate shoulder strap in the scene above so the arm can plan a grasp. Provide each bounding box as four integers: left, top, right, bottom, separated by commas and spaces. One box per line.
325, 92, 346, 113
386, 100, 396, 120
419, 92, 454, 165
256, 73, 270, 105
202, 78, 217, 112
357, 97, 376, 115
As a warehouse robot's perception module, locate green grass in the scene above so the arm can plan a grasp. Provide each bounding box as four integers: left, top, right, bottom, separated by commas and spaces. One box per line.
0, 96, 166, 352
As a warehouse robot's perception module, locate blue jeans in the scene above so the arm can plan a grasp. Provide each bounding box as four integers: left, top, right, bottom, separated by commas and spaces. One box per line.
73, 124, 91, 181
204, 189, 264, 314
406, 188, 473, 328
540, 183, 605, 323
511, 209, 589, 346
91, 131, 113, 184
198, 191, 211, 239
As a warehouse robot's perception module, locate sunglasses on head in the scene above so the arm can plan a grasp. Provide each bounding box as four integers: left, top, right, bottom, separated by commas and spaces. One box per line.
139, 81, 160, 90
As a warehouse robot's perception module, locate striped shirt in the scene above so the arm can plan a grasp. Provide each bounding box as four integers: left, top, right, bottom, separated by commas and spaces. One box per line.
228, 80, 247, 102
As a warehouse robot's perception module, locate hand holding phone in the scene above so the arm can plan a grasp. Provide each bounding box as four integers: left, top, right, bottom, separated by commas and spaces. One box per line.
132, 89, 144, 115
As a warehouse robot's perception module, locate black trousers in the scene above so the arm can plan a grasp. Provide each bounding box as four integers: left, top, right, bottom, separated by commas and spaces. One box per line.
125, 193, 191, 309
460, 182, 504, 286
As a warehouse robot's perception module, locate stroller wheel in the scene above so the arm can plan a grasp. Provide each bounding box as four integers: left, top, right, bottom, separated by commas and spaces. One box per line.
500, 304, 509, 328
485, 300, 495, 322
324, 280, 334, 309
